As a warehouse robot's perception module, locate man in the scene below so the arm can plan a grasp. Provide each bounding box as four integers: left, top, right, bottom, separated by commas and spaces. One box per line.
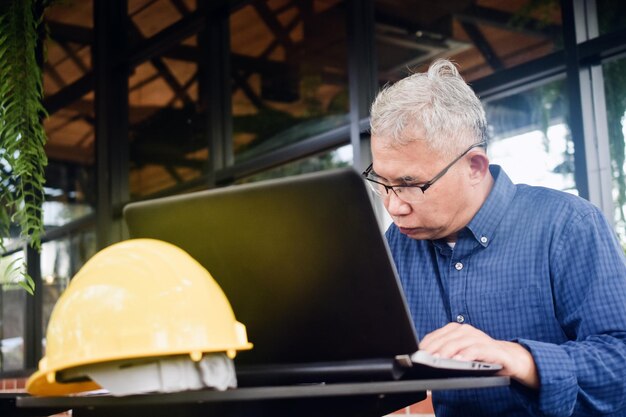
364, 59, 626, 416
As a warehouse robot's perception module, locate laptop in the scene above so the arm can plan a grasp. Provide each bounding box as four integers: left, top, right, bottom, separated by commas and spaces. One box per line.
123, 168, 500, 386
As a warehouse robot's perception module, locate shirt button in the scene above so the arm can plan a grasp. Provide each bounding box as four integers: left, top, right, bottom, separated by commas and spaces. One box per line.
456, 314, 465, 323
480, 236, 488, 244
454, 262, 463, 271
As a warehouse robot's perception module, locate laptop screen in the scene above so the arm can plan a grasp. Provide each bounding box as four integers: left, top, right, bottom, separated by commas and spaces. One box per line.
123, 168, 419, 366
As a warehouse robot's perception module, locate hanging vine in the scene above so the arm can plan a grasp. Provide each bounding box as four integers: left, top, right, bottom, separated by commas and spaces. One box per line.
0, 0, 50, 293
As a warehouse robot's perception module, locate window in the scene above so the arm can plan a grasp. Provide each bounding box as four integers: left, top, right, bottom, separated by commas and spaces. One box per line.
483, 79, 576, 194
44, 3, 95, 211
230, 0, 350, 163
128, 33, 207, 198
0, 251, 26, 371
375, 0, 563, 83
596, 0, 626, 36
129, 0, 195, 39
40, 229, 97, 358
237, 144, 352, 184
603, 57, 626, 248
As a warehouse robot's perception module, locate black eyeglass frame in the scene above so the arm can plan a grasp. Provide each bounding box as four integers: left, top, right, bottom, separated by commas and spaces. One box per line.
362, 141, 487, 198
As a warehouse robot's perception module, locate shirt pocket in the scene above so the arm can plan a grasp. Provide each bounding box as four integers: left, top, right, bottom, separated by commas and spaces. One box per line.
467, 285, 550, 341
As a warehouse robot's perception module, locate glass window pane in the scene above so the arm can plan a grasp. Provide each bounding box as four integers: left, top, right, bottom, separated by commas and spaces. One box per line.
43, 90, 96, 228
603, 57, 626, 249
597, 0, 626, 36
44, 4, 97, 229
483, 79, 577, 194
43, 201, 93, 228
41, 229, 97, 356
129, 0, 196, 41
230, 0, 350, 163
237, 144, 352, 184
129, 34, 207, 199
375, 0, 563, 83
0, 251, 26, 372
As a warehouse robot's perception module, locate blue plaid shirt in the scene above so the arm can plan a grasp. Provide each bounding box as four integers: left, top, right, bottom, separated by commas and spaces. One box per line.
386, 165, 626, 417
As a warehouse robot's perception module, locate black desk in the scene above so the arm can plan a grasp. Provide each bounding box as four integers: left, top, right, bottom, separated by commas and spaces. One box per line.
1, 393, 67, 417
15, 376, 509, 417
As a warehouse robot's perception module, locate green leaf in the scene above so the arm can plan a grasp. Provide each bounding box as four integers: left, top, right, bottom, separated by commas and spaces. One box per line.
0, 257, 35, 295
17, 272, 36, 295
2, 256, 22, 278
0, 0, 49, 292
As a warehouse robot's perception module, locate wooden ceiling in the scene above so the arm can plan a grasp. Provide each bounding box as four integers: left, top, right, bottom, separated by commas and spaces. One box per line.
40, 0, 561, 199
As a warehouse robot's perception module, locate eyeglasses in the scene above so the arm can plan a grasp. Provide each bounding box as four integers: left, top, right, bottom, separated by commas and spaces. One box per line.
362, 141, 487, 203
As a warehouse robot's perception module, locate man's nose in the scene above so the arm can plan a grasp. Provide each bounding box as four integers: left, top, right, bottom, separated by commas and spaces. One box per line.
384, 189, 411, 216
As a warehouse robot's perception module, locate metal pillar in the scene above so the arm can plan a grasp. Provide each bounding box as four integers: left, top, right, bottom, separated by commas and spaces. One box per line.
94, 0, 130, 249
24, 245, 42, 369
199, 1, 233, 187
562, 0, 614, 221
347, 0, 377, 171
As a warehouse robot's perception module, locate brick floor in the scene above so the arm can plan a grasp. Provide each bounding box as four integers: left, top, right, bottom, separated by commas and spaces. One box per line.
388, 393, 434, 416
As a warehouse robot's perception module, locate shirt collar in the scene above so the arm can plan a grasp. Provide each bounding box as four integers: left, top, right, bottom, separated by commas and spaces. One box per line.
465, 165, 516, 247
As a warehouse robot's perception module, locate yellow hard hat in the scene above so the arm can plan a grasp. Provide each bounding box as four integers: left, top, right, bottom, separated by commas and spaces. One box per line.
26, 238, 252, 396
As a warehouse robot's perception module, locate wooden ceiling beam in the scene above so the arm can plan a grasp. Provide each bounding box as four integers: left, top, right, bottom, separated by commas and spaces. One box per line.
460, 22, 504, 71
45, 142, 94, 165
44, 73, 94, 115
47, 21, 93, 44
252, 0, 297, 53
454, 6, 561, 39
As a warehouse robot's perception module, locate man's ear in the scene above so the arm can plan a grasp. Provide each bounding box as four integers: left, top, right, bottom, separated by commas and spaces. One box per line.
468, 152, 490, 186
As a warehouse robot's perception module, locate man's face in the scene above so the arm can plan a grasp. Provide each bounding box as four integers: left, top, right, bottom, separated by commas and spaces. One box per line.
370, 135, 474, 241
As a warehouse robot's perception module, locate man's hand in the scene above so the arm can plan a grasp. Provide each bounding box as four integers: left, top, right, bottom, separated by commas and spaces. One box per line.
419, 323, 539, 389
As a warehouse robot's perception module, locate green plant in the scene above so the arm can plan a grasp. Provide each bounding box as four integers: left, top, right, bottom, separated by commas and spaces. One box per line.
0, 255, 34, 293
0, 0, 50, 294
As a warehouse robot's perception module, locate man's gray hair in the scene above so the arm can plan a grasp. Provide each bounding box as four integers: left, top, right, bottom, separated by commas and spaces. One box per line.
370, 59, 487, 157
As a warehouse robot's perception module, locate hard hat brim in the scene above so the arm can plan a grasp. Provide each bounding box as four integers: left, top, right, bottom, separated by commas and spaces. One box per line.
26, 341, 253, 397
26, 369, 102, 397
